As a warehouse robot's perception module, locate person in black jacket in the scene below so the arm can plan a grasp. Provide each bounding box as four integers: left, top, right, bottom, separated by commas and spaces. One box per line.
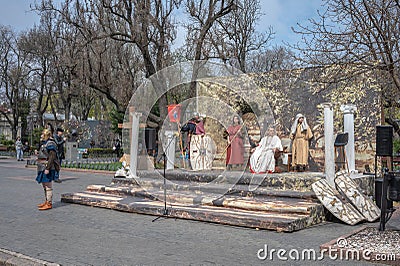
53, 127, 66, 183
180, 117, 197, 159
114, 139, 122, 158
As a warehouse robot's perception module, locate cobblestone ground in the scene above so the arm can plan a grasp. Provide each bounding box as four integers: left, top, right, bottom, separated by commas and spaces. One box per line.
0, 158, 397, 265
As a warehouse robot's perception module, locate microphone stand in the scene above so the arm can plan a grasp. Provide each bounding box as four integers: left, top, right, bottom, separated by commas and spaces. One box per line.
152, 133, 176, 222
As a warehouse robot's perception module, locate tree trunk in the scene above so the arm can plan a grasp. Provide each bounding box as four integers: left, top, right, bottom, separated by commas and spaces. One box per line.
385, 117, 400, 137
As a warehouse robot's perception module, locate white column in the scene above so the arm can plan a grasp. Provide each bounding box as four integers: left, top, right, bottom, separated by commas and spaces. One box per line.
340, 104, 357, 173
323, 103, 335, 186
128, 111, 141, 178
164, 131, 176, 170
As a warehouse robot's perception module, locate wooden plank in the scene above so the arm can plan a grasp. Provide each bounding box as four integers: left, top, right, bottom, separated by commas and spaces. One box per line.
62, 171, 331, 232
84, 184, 321, 213
61, 192, 314, 232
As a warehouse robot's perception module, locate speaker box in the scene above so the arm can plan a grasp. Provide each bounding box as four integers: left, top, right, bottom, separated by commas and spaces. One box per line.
376, 125, 393, 156
388, 173, 400, 202
145, 128, 157, 150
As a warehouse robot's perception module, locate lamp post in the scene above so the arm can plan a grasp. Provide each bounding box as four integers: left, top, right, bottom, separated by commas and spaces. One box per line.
27, 113, 38, 147
27, 115, 32, 147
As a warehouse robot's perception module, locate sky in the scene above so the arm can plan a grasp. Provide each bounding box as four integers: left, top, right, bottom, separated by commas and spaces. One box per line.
258, 0, 325, 45
0, 0, 325, 47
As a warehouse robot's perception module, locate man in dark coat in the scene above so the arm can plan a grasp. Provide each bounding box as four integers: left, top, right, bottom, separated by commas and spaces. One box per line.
53, 127, 66, 183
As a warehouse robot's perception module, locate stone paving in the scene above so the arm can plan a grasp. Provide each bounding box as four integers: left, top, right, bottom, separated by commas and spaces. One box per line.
0, 158, 398, 265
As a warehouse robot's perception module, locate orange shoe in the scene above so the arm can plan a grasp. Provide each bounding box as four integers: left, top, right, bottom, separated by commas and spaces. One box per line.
38, 202, 52, 211
37, 201, 47, 207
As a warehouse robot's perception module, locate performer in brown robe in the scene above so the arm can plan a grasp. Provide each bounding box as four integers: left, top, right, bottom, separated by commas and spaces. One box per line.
290, 113, 313, 171
225, 116, 244, 169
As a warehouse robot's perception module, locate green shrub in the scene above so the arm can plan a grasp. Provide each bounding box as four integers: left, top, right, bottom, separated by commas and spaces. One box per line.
394, 138, 400, 155
0, 138, 14, 146
87, 148, 115, 155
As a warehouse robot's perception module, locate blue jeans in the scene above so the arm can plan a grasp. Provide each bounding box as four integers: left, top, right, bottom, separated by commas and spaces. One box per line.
16, 149, 23, 160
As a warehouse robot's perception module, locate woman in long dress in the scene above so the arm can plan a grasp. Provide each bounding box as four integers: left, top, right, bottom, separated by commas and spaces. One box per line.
226, 116, 244, 169
290, 113, 313, 171
250, 127, 283, 174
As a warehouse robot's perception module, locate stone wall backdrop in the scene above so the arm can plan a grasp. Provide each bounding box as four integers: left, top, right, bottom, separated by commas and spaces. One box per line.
197, 65, 381, 172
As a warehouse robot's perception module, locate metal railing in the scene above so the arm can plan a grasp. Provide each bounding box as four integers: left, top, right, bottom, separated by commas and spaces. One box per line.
26, 156, 122, 172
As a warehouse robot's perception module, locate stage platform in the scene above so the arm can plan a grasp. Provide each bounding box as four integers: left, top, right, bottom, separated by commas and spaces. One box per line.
61, 170, 375, 232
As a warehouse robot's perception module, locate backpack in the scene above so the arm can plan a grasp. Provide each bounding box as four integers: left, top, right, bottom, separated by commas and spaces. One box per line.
181, 121, 196, 134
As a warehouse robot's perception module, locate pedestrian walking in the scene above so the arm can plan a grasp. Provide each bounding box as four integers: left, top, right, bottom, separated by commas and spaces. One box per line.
15, 137, 24, 161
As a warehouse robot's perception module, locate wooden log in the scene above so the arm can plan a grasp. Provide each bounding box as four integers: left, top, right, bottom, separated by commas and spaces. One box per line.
62, 192, 317, 232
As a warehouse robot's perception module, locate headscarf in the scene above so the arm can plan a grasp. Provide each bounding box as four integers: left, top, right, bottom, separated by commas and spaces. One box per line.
290, 113, 309, 135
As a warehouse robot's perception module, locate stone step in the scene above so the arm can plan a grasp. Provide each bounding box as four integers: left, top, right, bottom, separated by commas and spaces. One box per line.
133, 170, 324, 192
61, 191, 324, 232
60, 170, 378, 232
87, 179, 318, 200
110, 175, 321, 198
85, 184, 322, 215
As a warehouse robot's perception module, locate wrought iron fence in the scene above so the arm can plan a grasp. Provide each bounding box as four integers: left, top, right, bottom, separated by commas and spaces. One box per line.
26, 156, 122, 172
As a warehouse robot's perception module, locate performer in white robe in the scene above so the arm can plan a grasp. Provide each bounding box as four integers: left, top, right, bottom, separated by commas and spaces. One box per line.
250, 127, 283, 174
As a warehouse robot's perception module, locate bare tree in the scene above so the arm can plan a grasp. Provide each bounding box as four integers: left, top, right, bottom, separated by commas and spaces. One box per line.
49, 11, 82, 123
33, 1, 106, 122
293, 0, 400, 133
19, 24, 58, 127
246, 46, 296, 73
0, 26, 31, 139
20, 6, 87, 126
184, 0, 236, 60
181, 0, 237, 100
216, 0, 274, 73
81, 36, 143, 114
36, 0, 180, 126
